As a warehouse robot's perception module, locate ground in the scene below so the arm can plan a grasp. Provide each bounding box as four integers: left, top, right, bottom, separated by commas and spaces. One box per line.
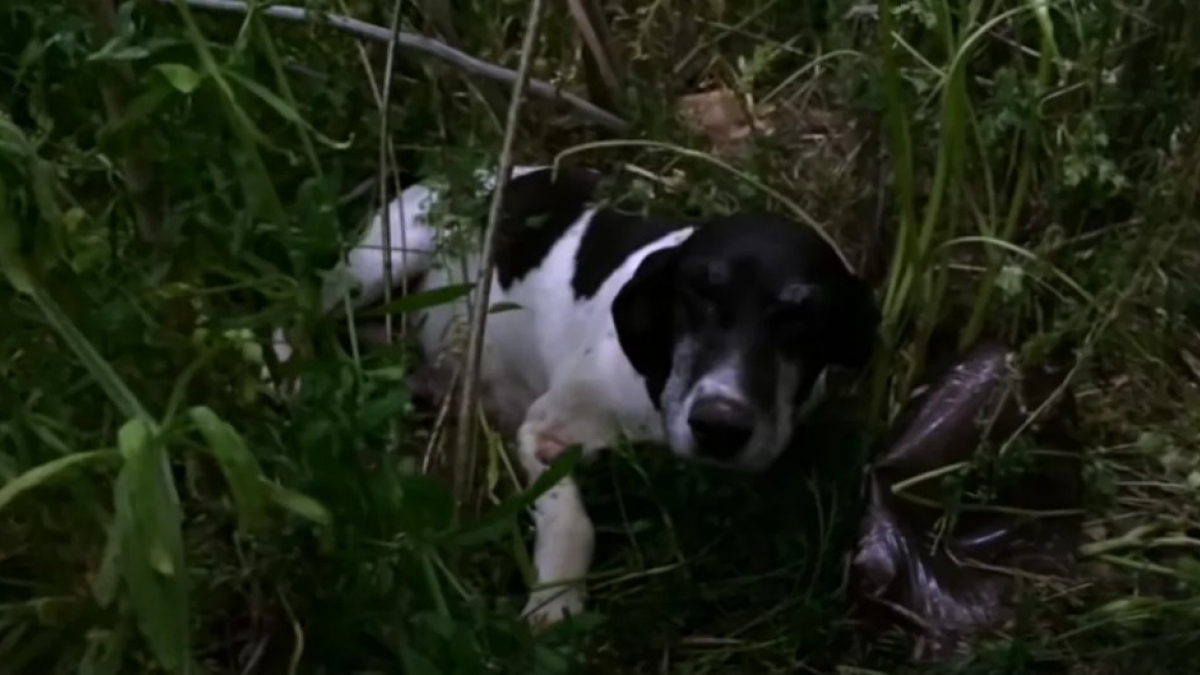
1, 1, 1199, 674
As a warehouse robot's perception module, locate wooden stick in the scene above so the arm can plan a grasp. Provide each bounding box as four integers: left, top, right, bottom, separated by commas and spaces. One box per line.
163, 0, 630, 131
452, 0, 547, 514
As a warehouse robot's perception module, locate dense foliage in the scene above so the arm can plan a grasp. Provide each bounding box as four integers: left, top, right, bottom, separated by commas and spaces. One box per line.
1, 1, 1198, 673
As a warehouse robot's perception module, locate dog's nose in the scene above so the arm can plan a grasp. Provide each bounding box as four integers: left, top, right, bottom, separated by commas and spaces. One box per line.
688, 397, 754, 458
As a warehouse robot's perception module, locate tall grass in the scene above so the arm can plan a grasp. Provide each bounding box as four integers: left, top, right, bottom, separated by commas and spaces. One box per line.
1, 0, 1198, 674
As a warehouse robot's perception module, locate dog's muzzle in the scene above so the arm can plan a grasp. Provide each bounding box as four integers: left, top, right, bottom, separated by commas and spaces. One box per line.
687, 395, 755, 460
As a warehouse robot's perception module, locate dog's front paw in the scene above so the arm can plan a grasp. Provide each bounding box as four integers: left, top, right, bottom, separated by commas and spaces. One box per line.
522, 588, 584, 631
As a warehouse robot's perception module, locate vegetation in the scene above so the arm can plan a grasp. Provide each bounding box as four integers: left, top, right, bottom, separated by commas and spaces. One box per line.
2, 0, 1198, 673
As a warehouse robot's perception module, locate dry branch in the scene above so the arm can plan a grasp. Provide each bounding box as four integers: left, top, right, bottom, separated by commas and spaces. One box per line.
567, 0, 624, 112
451, 0, 547, 512
163, 0, 629, 131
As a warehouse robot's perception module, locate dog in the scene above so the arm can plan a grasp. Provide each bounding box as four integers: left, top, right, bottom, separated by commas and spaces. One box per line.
270, 165, 880, 627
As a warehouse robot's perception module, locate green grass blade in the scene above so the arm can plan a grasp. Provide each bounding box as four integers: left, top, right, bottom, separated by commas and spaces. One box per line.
224, 70, 352, 150
448, 446, 581, 547
0, 449, 120, 514
0, 172, 35, 294
361, 283, 476, 318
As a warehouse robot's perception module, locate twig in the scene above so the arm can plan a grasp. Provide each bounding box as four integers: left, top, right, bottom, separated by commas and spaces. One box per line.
1095, 554, 1181, 577
162, 0, 629, 131
378, 0, 404, 347
567, 0, 623, 111
338, 177, 377, 205
452, 0, 546, 514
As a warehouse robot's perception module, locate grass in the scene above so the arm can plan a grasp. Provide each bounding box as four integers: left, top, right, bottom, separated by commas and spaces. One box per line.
1, 0, 1199, 673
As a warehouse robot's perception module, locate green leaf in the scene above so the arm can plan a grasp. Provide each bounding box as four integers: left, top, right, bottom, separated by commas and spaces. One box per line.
187, 407, 269, 533
0, 114, 35, 159
0, 449, 120, 514
488, 301, 525, 314
362, 283, 476, 317
996, 263, 1025, 299
260, 479, 334, 551
98, 84, 174, 143
30, 157, 67, 262
154, 63, 203, 94
226, 71, 305, 123
224, 71, 352, 149
0, 174, 34, 294
87, 41, 151, 63
449, 446, 582, 547
113, 419, 191, 674
261, 479, 332, 527
92, 521, 121, 608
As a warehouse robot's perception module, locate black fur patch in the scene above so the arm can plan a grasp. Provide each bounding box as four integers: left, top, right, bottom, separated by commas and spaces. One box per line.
614, 212, 880, 411
572, 206, 690, 300
492, 167, 602, 290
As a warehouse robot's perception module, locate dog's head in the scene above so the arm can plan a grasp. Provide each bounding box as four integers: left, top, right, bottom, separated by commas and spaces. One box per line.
613, 212, 879, 472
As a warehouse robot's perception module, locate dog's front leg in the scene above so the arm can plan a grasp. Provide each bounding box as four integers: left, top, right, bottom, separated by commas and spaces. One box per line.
515, 399, 605, 629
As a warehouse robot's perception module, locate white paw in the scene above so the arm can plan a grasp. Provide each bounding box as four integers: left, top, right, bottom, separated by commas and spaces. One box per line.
522, 587, 584, 630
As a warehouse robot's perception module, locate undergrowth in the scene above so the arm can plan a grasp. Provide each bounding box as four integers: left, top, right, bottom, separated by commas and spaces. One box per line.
1, 0, 1198, 674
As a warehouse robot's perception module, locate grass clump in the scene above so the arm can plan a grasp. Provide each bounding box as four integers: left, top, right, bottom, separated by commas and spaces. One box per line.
2, 0, 1199, 673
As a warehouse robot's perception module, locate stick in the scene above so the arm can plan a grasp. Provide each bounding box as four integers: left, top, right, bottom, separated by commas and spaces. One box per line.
451, 0, 546, 514
162, 0, 630, 131
378, 0, 404, 348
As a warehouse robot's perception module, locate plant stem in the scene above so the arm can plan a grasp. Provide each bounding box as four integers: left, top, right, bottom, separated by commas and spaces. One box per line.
452, 0, 547, 517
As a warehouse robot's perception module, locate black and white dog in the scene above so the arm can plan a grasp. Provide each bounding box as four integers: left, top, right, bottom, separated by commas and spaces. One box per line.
271, 165, 880, 627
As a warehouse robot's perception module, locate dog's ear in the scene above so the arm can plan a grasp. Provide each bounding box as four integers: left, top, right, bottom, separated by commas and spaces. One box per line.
613, 246, 678, 393
825, 273, 881, 369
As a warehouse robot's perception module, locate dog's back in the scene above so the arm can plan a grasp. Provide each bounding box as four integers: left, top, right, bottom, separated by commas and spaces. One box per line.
317, 166, 692, 433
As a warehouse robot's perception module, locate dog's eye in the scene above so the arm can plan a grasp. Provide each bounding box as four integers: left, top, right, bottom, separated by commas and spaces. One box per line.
688, 262, 728, 291
679, 264, 727, 320
681, 284, 718, 321
778, 283, 814, 307
768, 301, 816, 350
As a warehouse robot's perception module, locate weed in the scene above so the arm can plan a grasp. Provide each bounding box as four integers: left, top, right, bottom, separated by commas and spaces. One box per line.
1, 0, 1198, 674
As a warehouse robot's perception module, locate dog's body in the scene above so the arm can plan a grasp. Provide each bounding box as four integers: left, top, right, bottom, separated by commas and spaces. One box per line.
272, 165, 879, 626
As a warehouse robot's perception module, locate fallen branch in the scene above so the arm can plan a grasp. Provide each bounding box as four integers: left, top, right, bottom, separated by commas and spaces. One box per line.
567, 0, 624, 111
162, 0, 630, 131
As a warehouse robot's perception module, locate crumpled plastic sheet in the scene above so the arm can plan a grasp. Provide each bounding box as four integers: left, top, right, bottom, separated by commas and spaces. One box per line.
852, 341, 1085, 661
